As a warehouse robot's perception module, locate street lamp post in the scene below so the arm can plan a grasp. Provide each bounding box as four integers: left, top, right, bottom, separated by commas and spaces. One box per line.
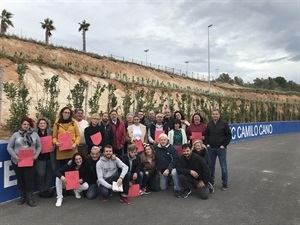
185, 61, 189, 76
215, 68, 219, 80
208, 24, 213, 93
144, 49, 149, 66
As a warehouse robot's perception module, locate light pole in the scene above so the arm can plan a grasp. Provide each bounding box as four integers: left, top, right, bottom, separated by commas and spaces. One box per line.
215, 68, 219, 80
144, 49, 149, 66
185, 61, 189, 76
208, 24, 213, 93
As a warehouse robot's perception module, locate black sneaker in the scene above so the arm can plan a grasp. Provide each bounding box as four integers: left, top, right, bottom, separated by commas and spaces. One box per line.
174, 190, 182, 198
208, 182, 214, 194
222, 184, 228, 191
182, 189, 192, 198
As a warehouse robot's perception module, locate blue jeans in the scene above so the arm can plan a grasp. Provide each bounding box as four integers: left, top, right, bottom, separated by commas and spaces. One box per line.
98, 173, 129, 197
208, 147, 228, 186
86, 184, 98, 199
159, 168, 181, 191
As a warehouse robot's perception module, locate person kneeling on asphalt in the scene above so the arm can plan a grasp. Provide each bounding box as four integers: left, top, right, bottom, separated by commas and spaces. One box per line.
96, 145, 130, 205
153, 133, 181, 197
177, 143, 211, 199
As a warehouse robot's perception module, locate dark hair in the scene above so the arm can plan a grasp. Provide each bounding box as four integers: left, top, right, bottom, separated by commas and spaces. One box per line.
70, 152, 85, 168
58, 106, 73, 123
103, 144, 113, 151
133, 114, 140, 119
173, 110, 185, 120
101, 112, 109, 117
171, 119, 182, 129
110, 109, 118, 114
36, 117, 50, 128
182, 143, 191, 150
191, 113, 205, 123
20, 116, 34, 128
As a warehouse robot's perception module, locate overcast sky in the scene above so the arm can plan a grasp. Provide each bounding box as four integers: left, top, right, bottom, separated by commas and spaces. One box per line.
1, 0, 299, 83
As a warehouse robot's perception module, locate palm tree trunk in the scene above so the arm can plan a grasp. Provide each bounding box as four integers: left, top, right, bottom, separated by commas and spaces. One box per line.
45, 30, 49, 45
83, 31, 86, 52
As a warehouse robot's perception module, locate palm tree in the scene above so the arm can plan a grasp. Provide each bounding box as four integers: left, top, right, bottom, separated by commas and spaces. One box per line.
40, 18, 55, 45
0, 9, 14, 34
78, 20, 90, 52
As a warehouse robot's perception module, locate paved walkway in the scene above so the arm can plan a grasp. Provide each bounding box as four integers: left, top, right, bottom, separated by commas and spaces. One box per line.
1, 133, 299, 225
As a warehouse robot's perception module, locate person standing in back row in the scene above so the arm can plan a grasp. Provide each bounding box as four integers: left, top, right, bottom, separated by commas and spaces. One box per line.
205, 109, 232, 191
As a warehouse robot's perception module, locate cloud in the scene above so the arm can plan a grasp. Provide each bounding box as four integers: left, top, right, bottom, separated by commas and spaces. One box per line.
1, 0, 299, 83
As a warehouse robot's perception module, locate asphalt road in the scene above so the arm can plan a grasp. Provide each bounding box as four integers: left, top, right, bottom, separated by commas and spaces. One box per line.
1, 133, 299, 225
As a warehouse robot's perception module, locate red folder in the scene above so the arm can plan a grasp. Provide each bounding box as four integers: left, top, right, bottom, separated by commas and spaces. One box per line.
154, 130, 164, 143
18, 149, 34, 167
134, 139, 144, 153
128, 184, 140, 197
65, 170, 80, 190
90, 132, 102, 145
192, 132, 202, 144
175, 145, 183, 157
40, 136, 53, 154
58, 133, 73, 151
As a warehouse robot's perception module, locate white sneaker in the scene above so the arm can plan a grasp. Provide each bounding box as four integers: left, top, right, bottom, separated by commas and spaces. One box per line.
55, 197, 63, 207
74, 189, 81, 199
139, 189, 145, 196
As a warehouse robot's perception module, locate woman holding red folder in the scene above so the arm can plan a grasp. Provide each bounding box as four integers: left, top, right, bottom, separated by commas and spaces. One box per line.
186, 113, 207, 144
84, 113, 102, 155
7, 116, 42, 207
126, 115, 148, 152
55, 152, 90, 207
52, 107, 81, 167
35, 118, 56, 198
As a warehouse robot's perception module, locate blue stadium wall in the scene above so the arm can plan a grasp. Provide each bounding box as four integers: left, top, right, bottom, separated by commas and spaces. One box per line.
0, 121, 299, 203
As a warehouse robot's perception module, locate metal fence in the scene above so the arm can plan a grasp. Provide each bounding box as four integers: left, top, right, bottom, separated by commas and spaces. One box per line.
108, 54, 209, 81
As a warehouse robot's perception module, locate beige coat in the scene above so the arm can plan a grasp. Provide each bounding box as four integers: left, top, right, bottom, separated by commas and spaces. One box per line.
126, 124, 148, 144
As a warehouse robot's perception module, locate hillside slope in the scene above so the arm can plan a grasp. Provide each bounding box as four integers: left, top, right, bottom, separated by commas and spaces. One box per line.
0, 36, 299, 126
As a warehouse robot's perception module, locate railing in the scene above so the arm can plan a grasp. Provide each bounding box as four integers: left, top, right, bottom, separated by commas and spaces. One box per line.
108, 54, 209, 81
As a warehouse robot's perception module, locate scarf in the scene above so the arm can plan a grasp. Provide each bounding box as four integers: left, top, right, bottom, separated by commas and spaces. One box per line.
18, 129, 34, 147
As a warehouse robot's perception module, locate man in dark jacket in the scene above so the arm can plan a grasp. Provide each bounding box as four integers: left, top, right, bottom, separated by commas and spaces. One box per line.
86, 146, 101, 199
99, 112, 114, 152
205, 109, 232, 191
153, 133, 181, 197
120, 144, 143, 195
148, 113, 169, 144
177, 143, 210, 199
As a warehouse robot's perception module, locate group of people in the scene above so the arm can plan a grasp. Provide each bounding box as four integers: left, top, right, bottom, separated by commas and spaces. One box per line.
7, 106, 232, 207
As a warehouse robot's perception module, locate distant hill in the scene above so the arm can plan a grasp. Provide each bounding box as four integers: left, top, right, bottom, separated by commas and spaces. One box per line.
0, 35, 299, 128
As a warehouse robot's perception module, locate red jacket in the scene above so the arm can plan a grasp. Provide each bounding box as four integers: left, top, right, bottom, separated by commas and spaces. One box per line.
109, 118, 126, 150
186, 122, 207, 141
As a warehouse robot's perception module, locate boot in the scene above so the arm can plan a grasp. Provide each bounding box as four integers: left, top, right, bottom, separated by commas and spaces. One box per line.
17, 190, 26, 205
26, 192, 37, 207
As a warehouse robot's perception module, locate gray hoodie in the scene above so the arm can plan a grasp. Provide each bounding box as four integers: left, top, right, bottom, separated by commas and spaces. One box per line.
96, 156, 128, 189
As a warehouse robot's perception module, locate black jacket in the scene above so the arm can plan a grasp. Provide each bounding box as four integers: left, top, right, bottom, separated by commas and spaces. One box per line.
177, 153, 210, 184
99, 122, 114, 151
120, 154, 141, 174
56, 161, 90, 184
153, 144, 179, 173
84, 125, 102, 154
148, 122, 169, 144
192, 149, 211, 168
205, 119, 232, 148
87, 156, 99, 184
